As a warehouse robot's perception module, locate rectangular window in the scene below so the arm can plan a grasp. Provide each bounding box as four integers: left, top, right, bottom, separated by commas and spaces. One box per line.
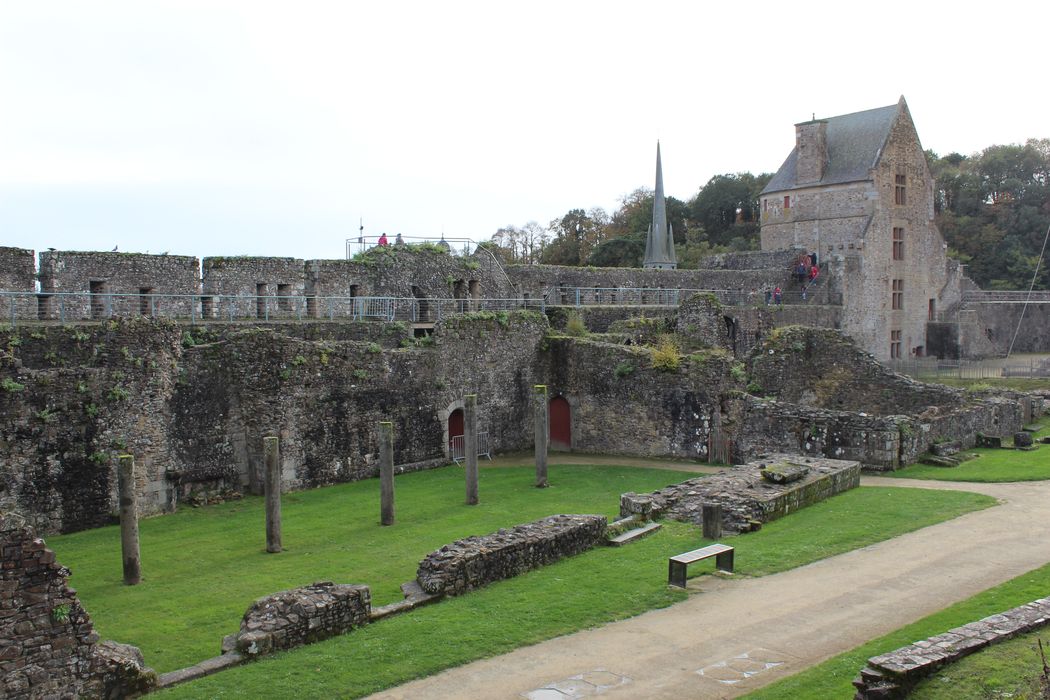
895, 174, 907, 205
783, 195, 791, 209
890, 330, 902, 359
891, 279, 904, 310
892, 227, 904, 260
928, 298, 936, 321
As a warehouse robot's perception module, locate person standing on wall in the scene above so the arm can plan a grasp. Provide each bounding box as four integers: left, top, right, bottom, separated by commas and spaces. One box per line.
378, 233, 389, 246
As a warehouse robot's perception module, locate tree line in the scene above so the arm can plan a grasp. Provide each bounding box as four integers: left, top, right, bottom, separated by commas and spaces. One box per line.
929, 138, 1049, 290
484, 172, 772, 269
486, 139, 1049, 291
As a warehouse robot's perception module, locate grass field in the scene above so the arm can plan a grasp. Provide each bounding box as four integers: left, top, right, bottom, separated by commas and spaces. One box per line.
46, 465, 996, 698
743, 561, 1050, 700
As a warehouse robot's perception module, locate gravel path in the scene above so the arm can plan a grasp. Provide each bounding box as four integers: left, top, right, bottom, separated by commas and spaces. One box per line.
367, 477, 1050, 699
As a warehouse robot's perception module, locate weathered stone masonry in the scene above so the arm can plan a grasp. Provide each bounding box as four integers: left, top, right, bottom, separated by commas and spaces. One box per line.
0, 512, 155, 699
416, 514, 607, 596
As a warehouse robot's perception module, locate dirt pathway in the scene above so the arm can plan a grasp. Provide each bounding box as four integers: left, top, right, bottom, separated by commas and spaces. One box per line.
367, 477, 1050, 700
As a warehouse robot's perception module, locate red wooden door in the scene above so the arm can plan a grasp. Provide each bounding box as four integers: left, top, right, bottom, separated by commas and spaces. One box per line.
549, 396, 571, 450
448, 408, 464, 451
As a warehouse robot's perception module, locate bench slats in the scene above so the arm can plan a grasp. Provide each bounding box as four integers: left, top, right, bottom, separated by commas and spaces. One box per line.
670, 543, 732, 564
668, 543, 734, 588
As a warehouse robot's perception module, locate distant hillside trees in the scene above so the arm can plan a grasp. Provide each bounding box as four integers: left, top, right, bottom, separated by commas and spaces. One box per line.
929, 139, 1050, 290
489, 173, 771, 268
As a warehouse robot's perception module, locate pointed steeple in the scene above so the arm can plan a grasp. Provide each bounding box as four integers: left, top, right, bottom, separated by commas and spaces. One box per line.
643, 141, 677, 269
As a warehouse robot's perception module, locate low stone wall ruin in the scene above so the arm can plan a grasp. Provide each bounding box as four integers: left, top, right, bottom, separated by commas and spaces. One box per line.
853, 595, 1050, 699
620, 455, 860, 533
0, 512, 155, 699
223, 582, 371, 658
416, 514, 607, 596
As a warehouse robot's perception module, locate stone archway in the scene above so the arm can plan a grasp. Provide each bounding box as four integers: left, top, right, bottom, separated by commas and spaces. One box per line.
438, 399, 466, 460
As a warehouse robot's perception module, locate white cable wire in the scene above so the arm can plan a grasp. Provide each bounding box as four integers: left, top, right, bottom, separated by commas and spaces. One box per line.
1006, 221, 1050, 358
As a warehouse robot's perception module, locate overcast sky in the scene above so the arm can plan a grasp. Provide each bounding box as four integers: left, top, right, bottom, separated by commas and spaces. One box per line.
1, 1, 1046, 262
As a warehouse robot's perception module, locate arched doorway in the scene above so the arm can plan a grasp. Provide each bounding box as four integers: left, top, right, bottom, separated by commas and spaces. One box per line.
448, 408, 464, 454
549, 396, 571, 450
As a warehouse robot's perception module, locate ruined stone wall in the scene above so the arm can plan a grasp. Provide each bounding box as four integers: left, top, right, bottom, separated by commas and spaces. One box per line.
733, 400, 908, 470
971, 302, 1050, 354
507, 264, 793, 299
537, 337, 738, 460
0, 246, 36, 321
545, 306, 675, 333
746, 326, 963, 415
226, 582, 371, 657
2, 313, 545, 534
0, 319, 183, 533
726, 305, 843, 358
169, 311, 546, 498
201, 257, 306, 320
0, 512, 155, 699
415, 514, 607, 596
37, 251, 200, 320
694, 249, 800, 270
306, 249, 514, 318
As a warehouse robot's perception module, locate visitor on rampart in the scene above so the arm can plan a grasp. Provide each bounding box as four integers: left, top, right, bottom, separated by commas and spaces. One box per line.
378, 233, 389, 246
774, 286, 782, 305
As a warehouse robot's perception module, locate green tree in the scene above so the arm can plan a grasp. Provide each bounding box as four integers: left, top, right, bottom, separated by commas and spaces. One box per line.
688, 172, 772, 247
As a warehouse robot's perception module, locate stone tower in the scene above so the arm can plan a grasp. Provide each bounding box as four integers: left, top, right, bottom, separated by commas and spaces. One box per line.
643, 142, 677, 269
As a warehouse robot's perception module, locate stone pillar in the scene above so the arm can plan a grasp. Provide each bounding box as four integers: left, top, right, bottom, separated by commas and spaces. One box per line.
534, 384, 549, 487
702, 503, 723, 540
379, 421, 395, 526
264, 436, 282, 553
465, 394, 479, 505
117, 455, 141, 585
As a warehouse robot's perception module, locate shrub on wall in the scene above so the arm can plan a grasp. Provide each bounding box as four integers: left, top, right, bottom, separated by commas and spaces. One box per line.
651, 335, 681, 372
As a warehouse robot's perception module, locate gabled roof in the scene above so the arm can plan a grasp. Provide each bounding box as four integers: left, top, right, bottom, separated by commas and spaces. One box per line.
761, 101, 902, 195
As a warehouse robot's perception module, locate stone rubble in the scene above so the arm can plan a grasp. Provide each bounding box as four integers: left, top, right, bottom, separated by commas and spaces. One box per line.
853, 595, 1050, 699
620, 454, 860, 534
416, 514, 607, 596
224, 581, 371, 657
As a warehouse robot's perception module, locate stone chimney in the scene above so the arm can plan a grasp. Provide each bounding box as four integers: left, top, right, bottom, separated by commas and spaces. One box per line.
795, 119, 828, 185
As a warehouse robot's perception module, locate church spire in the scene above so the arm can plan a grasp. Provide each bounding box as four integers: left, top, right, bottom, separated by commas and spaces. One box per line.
643, 141, 677, 269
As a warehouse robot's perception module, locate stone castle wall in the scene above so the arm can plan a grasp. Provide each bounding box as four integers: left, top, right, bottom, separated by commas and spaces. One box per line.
201, 256, 307, 320
38, 251, 200, 320
0, 247, 36, 321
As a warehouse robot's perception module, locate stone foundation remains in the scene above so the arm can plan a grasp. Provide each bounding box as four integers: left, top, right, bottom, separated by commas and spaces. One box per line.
853, 595, 1050, 699
0, 512, 156, 699
619, 454, 861, 533
223, 582, 371, 658
416, 514, 607, 596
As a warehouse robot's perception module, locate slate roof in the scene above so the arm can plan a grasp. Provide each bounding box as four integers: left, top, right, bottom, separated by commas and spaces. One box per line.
761, 102, 901, 195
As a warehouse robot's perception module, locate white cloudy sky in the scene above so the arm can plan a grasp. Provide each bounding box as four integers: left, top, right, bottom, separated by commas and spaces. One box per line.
1, 1, 1046, 261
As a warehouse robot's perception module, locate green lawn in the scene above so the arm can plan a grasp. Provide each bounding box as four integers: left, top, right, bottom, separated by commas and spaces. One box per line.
47, 466, 995, 698
888, 435, 1048, 483
744, 561, 1050, 699
51, 464, 697, 673
149, 484, 993, 699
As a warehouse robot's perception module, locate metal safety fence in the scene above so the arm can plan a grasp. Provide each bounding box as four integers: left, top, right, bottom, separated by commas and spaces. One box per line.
450, 432, 492, 463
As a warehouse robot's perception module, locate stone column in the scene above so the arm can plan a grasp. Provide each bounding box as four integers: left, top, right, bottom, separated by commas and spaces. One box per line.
117, 455, 141, 585
379, 421, 395, 526
534, 384, 549, 488
264, 436, 282, 553
465, 394, 479, 505
702, 503, 723, 540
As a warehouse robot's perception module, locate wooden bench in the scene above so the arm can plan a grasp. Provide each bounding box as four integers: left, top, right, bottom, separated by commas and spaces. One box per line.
668, 543, 734, 588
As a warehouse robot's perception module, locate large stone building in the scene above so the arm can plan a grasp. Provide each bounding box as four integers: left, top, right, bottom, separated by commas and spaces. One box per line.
760, 97, 967, 361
